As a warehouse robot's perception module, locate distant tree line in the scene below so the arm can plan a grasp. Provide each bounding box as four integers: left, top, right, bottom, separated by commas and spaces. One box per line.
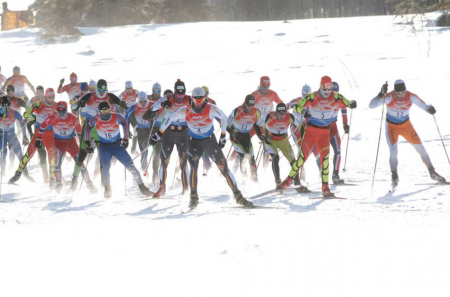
29, 0, 449, 40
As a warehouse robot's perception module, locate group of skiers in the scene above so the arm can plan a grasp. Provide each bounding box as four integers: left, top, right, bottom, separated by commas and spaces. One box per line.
0, 65, 447, 208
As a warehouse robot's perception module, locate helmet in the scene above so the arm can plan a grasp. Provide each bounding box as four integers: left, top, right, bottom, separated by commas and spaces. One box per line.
320, 76, 333, 90
152, 82, 161, 93
301, 84, 311, 97
174, 79, 186, 95
96, 79, 108, 98
332, 82, 339, 92
70, 72, 77, 80
394, 79, 406, 92
192, 87, 205, 99
125, 81, 133, 89
138, 91, 148, 102
276, 103, 287, 113
13, 66, 20, 72
56, 101, 68, 118
260, 76, 270, 87
244, 94, 256, 106
202, 86, 209, 94
89, 80, 96, 87
6, 84, 15, 93
163, 89, 173, 96
45, 88, 55, 98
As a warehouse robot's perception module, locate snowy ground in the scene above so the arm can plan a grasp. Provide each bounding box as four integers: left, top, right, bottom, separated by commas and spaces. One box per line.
1, 11, 450, 297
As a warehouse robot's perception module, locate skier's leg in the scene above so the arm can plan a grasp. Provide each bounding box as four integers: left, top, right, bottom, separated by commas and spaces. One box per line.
187, 139, 202, 194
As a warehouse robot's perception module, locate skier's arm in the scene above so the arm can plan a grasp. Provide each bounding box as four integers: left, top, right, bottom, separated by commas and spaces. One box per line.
150, 95, 168, 112
410, 94, 431, 112
75, 120, 82, 139
226, 108, 238, 134
334, 93, 355, 109
23, 76, 36, 95
211, 105, 228, 134
18, 97, 27, 109
108, 93, 125, 107
116, 114, 129, 139
23, 102, 40, 119
57, 84, 67, 94
273, 92, 283, 104
293, 94, 313, 115
289, 113, 301, 127
254, 113, 270, 139
341, 107, 348, 124
37, 115, 52, 135
85, 117, 96, 141
1, 77, 12, 91
159, 107, 185, 133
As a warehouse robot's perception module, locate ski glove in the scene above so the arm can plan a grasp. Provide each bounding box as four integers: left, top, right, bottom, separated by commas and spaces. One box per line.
121, 138, 129, 149
79, 99, 86, 107
161, 100, 172, 109
60, 78, 65, 85
118, 100, 128, 108
343, 123, 350, 134
149, 130, 163, 146
142, 110, 156, 121
219, 133, 227, 148
85, 141, 94, 154
349, 100, 357, 109
301, 109, 311, 118
35, 137, 42, 148
378, 82, 388, 98
23, 137, 29, 146
427, 105, 436, 115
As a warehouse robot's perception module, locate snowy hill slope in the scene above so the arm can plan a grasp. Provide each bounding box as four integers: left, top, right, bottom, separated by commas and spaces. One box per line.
1, 14, 450, 297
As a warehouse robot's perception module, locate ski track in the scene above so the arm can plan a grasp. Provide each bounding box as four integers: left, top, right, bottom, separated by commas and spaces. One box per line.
1, 9, 450, 297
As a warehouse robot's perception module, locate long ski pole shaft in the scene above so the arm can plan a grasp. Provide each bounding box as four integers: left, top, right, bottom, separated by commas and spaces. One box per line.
371, 100, 385, 192
433, 114, 450, 167
124, 167, 127, 196
0, 113, 5, 200
342, 109, 353, 172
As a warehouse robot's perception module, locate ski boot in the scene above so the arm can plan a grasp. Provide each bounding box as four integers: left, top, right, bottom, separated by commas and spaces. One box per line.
234, 191, 254, 208
391, 172, 399, 189
322, 183, 334, 197
69, 176, 78, 192
8, 171, 22, 184
294, 175, 310, 193
104, 184, 112, 198
49, 178, 56, 190
138, 183, 153, 197
275, 179, 282, 190
55, 182, 63, 193
189, 193, 199, 209
153, 184, 166, 198
332, 171, 344, 184
429, 167, 446, 184
86, 182, 98, 194
278, 177, 293, 190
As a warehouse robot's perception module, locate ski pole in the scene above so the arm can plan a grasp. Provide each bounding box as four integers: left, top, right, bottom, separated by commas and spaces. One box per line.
371, 98, 386, 192
293, 124, 309, 180
342, 109, 353, 172
433, 114, 450, 167
0, 113, 6, 201
124, 166, 127, 196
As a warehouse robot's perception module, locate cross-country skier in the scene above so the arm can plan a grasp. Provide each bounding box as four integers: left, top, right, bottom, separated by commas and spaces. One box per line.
227, 94, 261, 182
255, 102, 308, 192
0, 95, 30, 178
200, 86, 215, 175
119, 81, 138, 152
126, 91, 153, 172
2, 66, 36, 103
142, 87, 170, 186
85, 102, 152, 198
9, 88, 58, 185
369, 79, 446, 188
146, 79, 191, 198
149, 87, 254, 208
311, 82, 348, 183
279, 76, 357, 197
57, 72, 86, 103
36, 101, 96, 193
70, 79, 127, 190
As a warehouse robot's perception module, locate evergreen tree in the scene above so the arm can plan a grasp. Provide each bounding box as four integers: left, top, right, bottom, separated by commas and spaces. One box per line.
154, 0, 211, 23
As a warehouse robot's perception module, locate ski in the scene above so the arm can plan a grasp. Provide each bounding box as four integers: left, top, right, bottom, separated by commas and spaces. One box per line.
414, 182, 450, 186
249, 188, 283, 199
332, 182, 358, 186
222, 205, 285, 209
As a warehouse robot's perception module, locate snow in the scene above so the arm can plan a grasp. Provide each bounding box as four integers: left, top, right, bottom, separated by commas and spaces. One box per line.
1, 13, 450, 297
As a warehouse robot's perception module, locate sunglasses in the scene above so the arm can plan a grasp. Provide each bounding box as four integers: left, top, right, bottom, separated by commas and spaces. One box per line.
321, 88, 332, 92
7, 91, 14, 94
126, 87, 132, 90
100, 109, 110, 115
153, 89, 161, 93
97, 88, 107, 94
46, 96, 55, 100
396, 91, 406, 95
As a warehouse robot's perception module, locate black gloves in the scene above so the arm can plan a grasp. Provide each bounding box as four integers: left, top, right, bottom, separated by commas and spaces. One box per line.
162, 100, 172, 109
60, 78, 65, 85
428, 105, 436, 115
122, 138, 129, 149
79, 99, 86, 107
349, 100, 357, 109
85, 140, 94, 153
378, 82, 388, 98
343, 123, 350, 134
142, 109, 156, 121
118, 100, 127, 108
23, 137, 29, 146
149, 130, 163, 146
35, 137, 42, 148
301, 109, 311, 118
218, 133, 226, 148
